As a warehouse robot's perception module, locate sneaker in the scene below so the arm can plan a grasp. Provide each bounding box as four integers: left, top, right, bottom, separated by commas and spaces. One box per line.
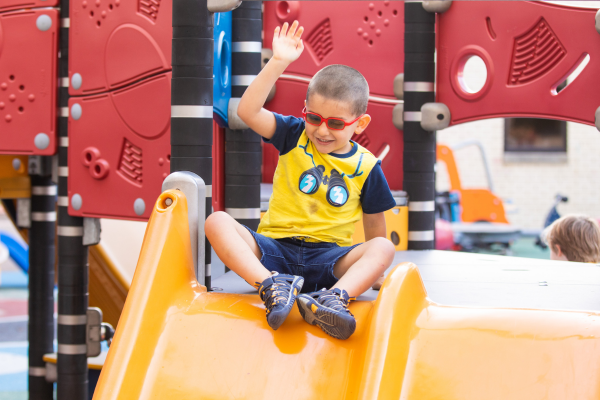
297, 288, 356, 340
257, 272, 304, 330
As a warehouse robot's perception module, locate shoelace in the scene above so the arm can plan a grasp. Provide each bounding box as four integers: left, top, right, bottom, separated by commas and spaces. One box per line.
258, 278, 292, 311
314, 289, 355, 316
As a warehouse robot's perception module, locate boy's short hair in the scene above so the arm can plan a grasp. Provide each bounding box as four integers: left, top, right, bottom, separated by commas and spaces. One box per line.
542, 214, 600, 263
306, 65, 369, 117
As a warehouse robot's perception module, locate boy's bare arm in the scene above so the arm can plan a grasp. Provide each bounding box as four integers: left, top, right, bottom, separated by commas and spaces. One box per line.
237, 21, 304, 140
363, 212, 387, 241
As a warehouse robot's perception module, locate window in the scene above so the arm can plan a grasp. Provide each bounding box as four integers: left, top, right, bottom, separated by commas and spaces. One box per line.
504, 118, 567, 162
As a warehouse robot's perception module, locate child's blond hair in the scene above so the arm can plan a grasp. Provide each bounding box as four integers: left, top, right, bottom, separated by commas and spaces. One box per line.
542, 214, 600, 263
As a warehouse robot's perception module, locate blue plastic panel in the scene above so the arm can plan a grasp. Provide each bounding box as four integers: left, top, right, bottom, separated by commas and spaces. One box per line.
213, 12, 232, 127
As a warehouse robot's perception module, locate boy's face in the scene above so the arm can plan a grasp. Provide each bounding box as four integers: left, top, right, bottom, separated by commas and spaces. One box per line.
304, 93, 371, 155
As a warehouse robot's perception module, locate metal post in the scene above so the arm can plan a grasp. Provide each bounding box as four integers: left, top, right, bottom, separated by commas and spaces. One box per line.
57, 0, 90, 396
225, 1, 262, 231
171, 0, 213, 288
403, 1, 436, 250
28, 171, 56, 400
162, 172, 206, 281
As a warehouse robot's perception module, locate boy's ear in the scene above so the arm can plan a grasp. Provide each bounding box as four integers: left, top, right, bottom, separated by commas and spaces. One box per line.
354, 114, 371, 135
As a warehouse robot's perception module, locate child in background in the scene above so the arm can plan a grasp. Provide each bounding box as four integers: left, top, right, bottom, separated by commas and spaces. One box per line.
542, 214, 600, 263
205, 21, 396, 340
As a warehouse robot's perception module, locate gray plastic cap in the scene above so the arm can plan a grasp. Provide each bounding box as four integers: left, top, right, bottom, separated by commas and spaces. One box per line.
595, 106, 600, 132
422, 1, 452, 13
421, 102, 451, 131
134, 198, 145, 216
71, 73, 82, 90
71, 194, 82, 211
71, 103, 82, 120
596, 10, 600, 35
208, 0, 241, 12
392, 103, 404, 130
34, 133, 50, 150
12, 158, 21, 171
228, 98, 250, 130
261, 48, 273, 70
393, 73, 404, 100
36, 15, 52, 31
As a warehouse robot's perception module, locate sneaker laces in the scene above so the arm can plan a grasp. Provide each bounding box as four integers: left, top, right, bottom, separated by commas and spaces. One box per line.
257, 274, 292, 312
314, 288, 355, 316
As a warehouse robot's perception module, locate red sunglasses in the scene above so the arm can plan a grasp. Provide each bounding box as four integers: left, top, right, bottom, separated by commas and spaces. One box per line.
302, 107, 363, 131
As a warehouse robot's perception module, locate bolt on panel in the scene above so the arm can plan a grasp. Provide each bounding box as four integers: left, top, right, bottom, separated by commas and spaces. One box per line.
263, 1, 404, 99
0, 9, 58, 155
68, 0, 172, 95
0, 0, 58, 13
68, 72, 172, 220
437, 2, 600, 127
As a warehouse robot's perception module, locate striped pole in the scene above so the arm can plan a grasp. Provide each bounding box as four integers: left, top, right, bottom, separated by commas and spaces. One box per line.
171, 0, 213, 288
28, 173, 56, 399
226, 1, 262, 232
403, 2, 436, 250
57, 0, 90, 397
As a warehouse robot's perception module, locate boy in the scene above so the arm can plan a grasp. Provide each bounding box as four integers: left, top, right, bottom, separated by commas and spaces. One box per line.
542, 214, 600, 263
205, 21, 396, 340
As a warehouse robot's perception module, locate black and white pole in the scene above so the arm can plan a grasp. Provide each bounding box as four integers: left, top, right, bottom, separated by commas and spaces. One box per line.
225, 1, 262, 231
403, 1, 436, 250
171, 0, 213, 288
28, 172, 56, 400
57, 1, 90, 397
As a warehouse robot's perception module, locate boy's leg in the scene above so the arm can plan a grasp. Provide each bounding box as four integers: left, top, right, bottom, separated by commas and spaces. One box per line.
296, 237, 394, 340
205, 211, 271, 285
331, 237, 396, 297
205, 211, 304, 330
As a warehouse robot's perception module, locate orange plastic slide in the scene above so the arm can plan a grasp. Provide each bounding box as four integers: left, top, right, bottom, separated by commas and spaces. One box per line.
93, 190, 600, 400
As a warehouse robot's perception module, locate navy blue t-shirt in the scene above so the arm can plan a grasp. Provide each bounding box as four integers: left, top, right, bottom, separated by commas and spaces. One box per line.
264, 113, 396, 214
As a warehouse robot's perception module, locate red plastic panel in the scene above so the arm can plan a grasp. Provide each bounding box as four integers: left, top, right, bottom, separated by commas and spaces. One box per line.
68, 73, 171, 220
437, 2, 600, 127
212, 121, 225, 213
263, 78, 403, 190
0, 9, 58, 155
263, 1, 404, 98
69, 0, 171, 95
0, 0, 58, 13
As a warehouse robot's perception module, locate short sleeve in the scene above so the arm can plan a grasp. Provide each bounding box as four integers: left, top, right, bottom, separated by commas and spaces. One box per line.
360, 161, 396, 214
262, 113, 305, 156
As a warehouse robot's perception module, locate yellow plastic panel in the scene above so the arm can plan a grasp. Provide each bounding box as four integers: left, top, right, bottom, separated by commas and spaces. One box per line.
352, 206, 408, 250
0, 155, 29, 198
94, 190, 600, 400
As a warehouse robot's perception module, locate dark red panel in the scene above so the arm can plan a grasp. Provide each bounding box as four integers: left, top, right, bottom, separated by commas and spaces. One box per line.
264, 78, 403, 190
0, 0, 58, 13
69, 0, 171, 95
263, 1, 404, 98
68, 73, 171, 220
212, 121, 225, 213
0, 9, 58, 155
437, 2, 600, 127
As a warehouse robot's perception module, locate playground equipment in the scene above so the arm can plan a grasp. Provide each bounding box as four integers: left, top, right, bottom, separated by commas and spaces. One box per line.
436, 142, 522, 253
95, 188, 600, 400
0, 0, 599, 399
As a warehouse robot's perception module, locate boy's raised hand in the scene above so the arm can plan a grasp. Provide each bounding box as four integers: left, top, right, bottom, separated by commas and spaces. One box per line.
272, 21, 304, 64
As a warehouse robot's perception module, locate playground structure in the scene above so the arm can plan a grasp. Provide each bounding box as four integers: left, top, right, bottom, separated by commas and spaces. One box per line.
0, 0, 599, 399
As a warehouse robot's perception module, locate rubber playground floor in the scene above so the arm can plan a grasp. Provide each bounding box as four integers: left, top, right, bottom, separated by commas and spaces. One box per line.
0, 237, 550, 399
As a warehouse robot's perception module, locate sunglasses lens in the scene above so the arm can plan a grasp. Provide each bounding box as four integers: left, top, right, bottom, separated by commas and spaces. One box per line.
327, 119, 345, 130
306, 113, 322, 125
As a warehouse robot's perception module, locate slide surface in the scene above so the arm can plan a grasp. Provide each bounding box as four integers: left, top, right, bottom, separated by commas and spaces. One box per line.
93, 190, 600, 400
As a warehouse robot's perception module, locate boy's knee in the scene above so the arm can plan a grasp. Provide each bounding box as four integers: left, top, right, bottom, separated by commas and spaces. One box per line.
205, 211, 232, 236
370, 237, 395, 262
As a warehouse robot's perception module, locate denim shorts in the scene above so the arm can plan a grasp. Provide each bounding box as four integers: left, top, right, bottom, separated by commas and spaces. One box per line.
244, 227, 361, 293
